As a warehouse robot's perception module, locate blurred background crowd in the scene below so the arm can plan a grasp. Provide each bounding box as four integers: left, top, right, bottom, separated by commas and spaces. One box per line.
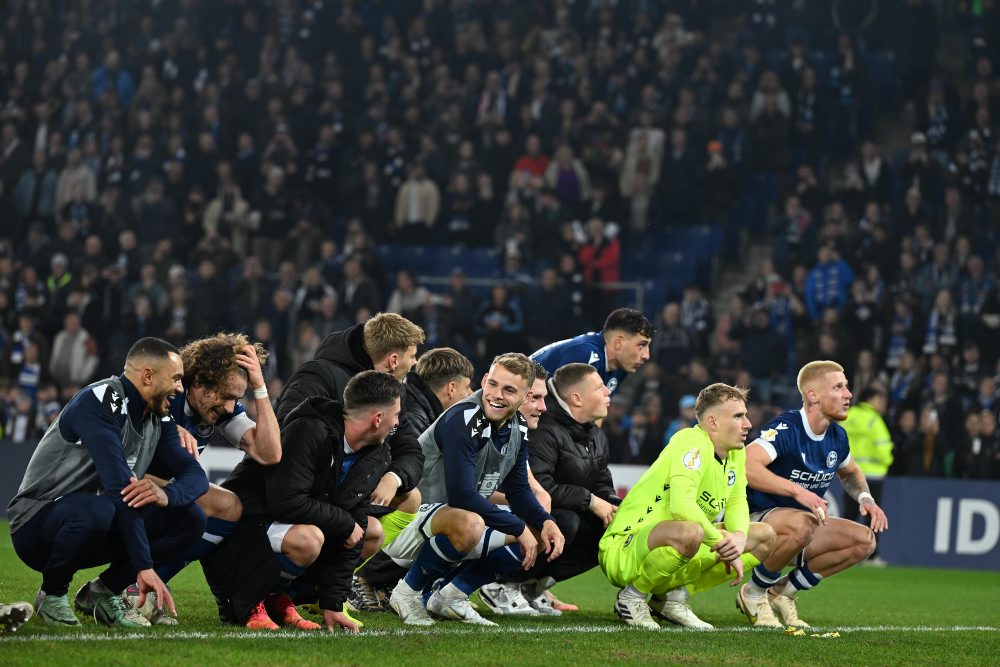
0, 0, 998, 480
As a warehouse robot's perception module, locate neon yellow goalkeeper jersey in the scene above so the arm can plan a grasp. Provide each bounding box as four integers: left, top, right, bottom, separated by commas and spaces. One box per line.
605, 425, 749, 547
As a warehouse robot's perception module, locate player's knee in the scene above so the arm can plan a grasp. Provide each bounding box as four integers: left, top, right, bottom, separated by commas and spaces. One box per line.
750, 522, 777, 558
396, 487, 421, 513
287, 525, 325, 564
449, 512, 485, 552
211, 490, 243, 522
853, 527, 876, 562
85, 497, 117, 532
362, 521, 385, 559
676, 522, 704, 557
785, 513, 819, 548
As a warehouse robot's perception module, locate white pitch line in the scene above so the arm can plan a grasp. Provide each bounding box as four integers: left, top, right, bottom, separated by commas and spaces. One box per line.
2, 624, 998, 642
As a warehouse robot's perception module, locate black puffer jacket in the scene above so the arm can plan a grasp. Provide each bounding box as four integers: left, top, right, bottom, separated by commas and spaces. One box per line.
404, 370, 443, 437
265, 396, 392, 612
273, 324, 424, 491
529, 379, 621, 512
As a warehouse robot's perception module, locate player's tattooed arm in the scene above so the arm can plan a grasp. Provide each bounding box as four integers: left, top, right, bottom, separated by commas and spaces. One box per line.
837, 461, 871, 502
837, 459, 889, 532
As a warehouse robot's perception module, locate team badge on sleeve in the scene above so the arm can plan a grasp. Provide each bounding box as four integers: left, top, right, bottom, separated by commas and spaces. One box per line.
682, 449, 702, 470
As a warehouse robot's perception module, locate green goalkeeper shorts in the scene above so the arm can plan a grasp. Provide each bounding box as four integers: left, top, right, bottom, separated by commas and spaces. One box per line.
598, 522, 658, 589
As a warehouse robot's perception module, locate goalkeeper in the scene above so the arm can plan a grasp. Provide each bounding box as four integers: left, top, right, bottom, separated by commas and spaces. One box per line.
598, 383, 776, 629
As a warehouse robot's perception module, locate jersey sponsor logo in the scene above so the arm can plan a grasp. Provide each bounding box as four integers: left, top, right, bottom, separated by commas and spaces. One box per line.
826, 451, 839, 468
682, 448, 702, 470
588, 351, 600, 365
699, 490, 727, 513
790, 469, 836, 484
761, 428, 778, 442
727, 469, 736, 486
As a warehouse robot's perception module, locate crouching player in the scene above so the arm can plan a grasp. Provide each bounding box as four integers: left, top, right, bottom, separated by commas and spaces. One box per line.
738, 361, 888, 628
385, 353, 565, 626
599, 383, 776, 629
75, 333, 282, 625
242, 370, 405, 633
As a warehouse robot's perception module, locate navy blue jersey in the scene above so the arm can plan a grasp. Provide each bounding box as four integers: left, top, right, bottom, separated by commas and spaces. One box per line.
169, 390, 254, 455
531, 332, 628, 394
746, 409, 852, 513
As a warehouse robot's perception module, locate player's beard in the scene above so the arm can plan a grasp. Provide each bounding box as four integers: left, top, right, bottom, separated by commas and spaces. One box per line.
151, 390, 173, 417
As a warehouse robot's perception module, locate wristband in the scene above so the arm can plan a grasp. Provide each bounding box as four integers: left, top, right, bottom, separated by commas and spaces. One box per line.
253, 386, 269, 400
857, 492, 874, 504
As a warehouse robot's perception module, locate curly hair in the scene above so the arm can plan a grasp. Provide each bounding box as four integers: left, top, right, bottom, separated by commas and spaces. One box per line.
180, 332, 268, 389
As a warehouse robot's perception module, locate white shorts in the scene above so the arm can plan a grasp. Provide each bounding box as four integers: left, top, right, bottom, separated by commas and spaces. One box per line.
384, 503, 509, 565
266, 522, 294, 553
384, 503, 446, 564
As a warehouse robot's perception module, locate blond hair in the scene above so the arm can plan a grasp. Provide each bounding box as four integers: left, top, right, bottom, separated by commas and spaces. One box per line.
695, 383, 750, 421
797, 360, 845, 402
363, 312, 425, 364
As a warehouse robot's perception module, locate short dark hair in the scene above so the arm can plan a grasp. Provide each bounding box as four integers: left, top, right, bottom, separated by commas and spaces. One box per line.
552, 363, 598, 399
344, 370, 404, 414
603, 308, 654, 339
126, 337, 179, 365
415, 347, 475, 391
530, 360, 549, 382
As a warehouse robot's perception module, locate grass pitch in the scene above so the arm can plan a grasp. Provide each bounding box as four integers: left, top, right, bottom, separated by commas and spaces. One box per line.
1, 525, 997, 666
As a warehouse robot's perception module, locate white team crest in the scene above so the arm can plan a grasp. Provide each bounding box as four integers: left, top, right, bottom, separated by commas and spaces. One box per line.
727, 469, 736, 486
607, 378, 618, 393
682, 449, 702, 470
826, 451, 838, 468
761, 428, 778, 442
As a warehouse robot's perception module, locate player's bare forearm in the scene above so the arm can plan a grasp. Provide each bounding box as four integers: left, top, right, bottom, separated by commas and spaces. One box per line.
836, 463, 870, 501
745, 459, 802, 498
245, 400, 282, 466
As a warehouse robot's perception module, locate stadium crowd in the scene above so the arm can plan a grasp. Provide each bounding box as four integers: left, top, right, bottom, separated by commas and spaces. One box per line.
0, 0, 997, 482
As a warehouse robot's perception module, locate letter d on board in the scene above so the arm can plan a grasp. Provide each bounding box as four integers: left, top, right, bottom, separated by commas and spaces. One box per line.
955, 499, 1000, 556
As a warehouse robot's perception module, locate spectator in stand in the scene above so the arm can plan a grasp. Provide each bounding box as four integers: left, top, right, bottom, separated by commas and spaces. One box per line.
250, 166, 292, 271
339, 256, 381, 323
544, 145, 591, 217
393, 162, 441, 245
653, 303, 694, 375
804, 243, 855, 322
659, 126, 702, 224
386, 270, 432, 328
474, 283, 525, 366
619, 132, 661, 231
578, 219, 620, 289
513, 134, 550, 178
48, 312, 99, 390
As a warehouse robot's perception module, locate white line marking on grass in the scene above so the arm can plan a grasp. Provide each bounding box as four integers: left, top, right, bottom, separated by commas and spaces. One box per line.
2, 625, 998, 642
